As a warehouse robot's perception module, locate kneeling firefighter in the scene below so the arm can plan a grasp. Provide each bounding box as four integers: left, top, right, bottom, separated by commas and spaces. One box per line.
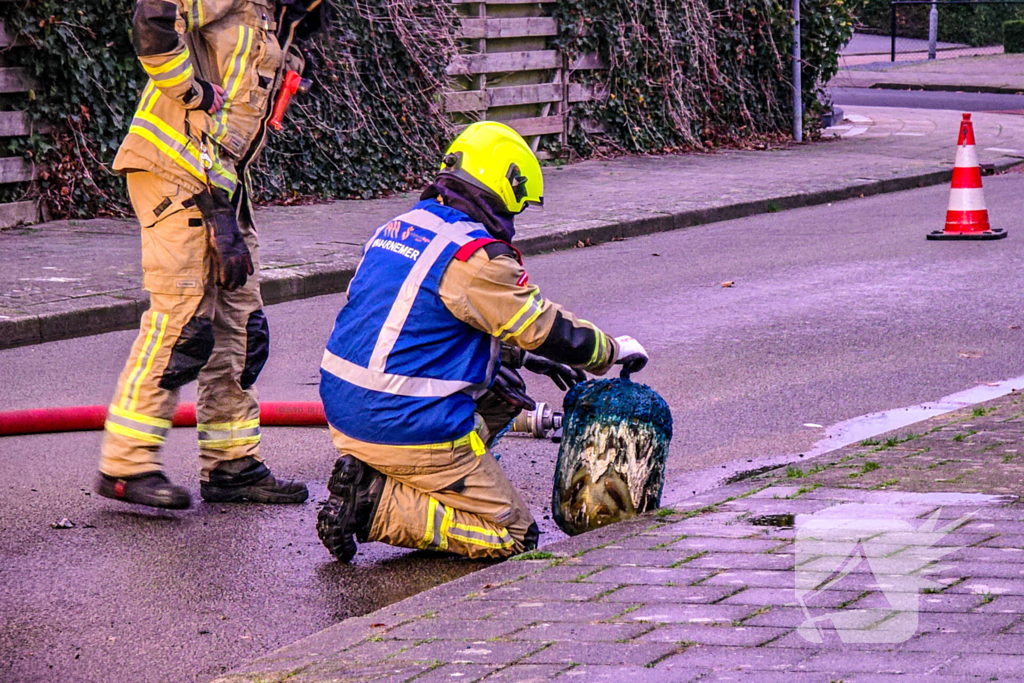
317, 122, 650, 561
96, 0, 323, 509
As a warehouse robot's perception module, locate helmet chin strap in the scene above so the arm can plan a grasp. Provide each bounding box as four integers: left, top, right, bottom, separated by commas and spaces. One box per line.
422, 175, 517, 243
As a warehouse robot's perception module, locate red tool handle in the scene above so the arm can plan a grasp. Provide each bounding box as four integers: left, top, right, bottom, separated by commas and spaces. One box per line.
268, 70, 306, 132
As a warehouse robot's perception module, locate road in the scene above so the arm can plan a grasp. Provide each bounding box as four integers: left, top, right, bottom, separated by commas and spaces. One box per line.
831, 87, 1024, 112
4, 174, 1024, 682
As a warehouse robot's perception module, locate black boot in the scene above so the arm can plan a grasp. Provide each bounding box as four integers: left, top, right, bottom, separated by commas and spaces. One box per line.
316, 455, 384, 563
200, 457, 308, 504
96, 472, 191, 510
523, 522, 541, 552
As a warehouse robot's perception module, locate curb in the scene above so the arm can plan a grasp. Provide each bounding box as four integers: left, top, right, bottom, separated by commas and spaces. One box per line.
209, 480, 756, 683
0, 162, 1014, 351
869, 82, 1024, 95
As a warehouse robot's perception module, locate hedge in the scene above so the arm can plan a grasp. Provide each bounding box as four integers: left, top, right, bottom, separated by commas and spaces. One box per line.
1005, 19, 1024, 52
0, 0, 852, 220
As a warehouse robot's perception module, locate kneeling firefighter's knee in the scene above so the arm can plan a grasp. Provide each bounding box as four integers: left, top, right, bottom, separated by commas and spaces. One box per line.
159, 316, 214, 390
241, 310, 270, 389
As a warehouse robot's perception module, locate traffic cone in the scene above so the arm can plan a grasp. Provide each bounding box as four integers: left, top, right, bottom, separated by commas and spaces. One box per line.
928, 113, 1005, 240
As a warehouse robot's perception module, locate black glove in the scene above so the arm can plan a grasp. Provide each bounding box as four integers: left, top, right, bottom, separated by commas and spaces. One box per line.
490, 366, 536, 411
193, 188, 253, 292
523, 352, 586, 391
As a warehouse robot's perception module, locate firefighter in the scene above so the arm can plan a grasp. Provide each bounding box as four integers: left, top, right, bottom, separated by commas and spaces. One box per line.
316, 121, 649, 561
95, 0, 322, 509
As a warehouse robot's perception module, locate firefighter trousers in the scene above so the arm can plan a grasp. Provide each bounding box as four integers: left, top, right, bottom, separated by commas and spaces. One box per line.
328, 402, 536, 560
99, 171, 269, 481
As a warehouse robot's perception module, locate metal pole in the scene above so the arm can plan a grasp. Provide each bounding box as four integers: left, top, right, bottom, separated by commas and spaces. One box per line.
793, 0, 802, 142
890, 1, 897, 62
928, 0, 938, 59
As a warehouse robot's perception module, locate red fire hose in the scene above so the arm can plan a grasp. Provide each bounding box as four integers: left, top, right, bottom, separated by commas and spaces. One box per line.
0, 402, 326, 437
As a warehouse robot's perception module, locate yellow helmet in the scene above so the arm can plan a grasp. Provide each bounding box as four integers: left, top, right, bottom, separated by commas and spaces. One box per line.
439, 121, 544, 214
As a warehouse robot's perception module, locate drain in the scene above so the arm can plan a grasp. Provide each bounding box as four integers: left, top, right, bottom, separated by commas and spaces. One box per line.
749, 513, 796, 528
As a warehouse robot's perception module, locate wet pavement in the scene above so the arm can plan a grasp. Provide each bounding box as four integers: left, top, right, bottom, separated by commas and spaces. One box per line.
7, 176, 1024, 681
5, 105, 1024, 349
213, 392, 1024, 683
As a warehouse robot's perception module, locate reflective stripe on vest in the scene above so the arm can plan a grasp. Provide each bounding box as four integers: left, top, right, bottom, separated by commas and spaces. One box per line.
320, 202, 500, 444
322, 207, 494, 397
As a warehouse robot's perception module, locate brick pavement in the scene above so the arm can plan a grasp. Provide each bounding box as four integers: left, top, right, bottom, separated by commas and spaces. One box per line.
212, 391, 1024, 682
5, 106, 1024, 349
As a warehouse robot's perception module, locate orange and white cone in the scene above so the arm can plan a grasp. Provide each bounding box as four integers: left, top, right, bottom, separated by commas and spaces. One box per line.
928, 113, 1006, 240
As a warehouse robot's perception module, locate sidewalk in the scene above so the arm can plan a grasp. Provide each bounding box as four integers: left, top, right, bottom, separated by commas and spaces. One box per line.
5, 106, 1024, 350
832, 53, 1024, 93
211, 390, 1024, 683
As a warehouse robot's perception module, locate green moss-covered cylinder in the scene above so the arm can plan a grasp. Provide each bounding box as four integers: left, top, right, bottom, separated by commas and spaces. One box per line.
552, 378, 673, 536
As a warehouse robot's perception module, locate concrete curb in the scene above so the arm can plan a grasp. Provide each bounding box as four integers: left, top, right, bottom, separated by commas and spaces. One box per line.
869, 82, 1024, 95
0, 162, 1011, 350
209, 481, 757, 683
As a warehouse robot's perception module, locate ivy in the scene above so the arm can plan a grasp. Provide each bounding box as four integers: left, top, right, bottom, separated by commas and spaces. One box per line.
553, 0, 853, 155
1, 0, 458, 218
1, 0, 851, 219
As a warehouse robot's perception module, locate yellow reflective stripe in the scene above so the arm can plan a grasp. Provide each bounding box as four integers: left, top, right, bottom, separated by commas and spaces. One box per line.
447, 533, 513, 550
152, 66, 193, 89
197, 418, 260, 432
448, 522, 515, 550
394, 430, 482, 452
145, 50, 189, 77
588, 329, 606, 366
225, 27, 251, 103
420, 498, 440, 549
450, 521, 511, 542
438, 505, 454, 551
199, 435, 261, 450
120, 313, 160, 408
184, 0, 203, 30
139, 81, 158, 112
104, 420, 165, 445
212, 26, 251, 142
130, 312, 169, 412
129, 124, 206, 182
207, 149, 238, 193
135, 107, 198, 156
495, 291, 538, 339
505, 302, 544, 341
109, 405, 171, 430
469, 431, 486, 456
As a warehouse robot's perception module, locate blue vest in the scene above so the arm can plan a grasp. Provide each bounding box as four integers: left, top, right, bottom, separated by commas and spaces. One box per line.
319, 200, 500, 445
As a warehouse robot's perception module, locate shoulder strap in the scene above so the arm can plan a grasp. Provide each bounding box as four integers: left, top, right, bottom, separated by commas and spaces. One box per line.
454, 238, 523, 265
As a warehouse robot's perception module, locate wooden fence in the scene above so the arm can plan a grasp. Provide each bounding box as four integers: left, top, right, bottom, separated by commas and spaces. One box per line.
445, 0, 602, 158
0, 5, 42, 229
0, 1, 604, 229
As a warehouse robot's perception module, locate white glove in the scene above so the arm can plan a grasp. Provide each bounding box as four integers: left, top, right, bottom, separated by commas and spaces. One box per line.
614, 335, 649, 374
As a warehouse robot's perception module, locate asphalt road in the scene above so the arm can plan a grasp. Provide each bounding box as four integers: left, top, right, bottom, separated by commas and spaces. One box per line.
5, 175, 1024, 682
830, 86, 1024, 112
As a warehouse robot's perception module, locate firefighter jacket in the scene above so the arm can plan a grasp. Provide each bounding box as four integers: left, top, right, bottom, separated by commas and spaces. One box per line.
113, 0, 303, 204
319, 199, 618, 447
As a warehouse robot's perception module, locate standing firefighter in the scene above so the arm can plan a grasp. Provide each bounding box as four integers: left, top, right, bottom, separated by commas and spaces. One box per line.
96, 0, 321, 509
317, 122, 649, 561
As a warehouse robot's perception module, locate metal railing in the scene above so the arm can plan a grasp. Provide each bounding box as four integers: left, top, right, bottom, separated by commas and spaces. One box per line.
888, 0, 1024, 62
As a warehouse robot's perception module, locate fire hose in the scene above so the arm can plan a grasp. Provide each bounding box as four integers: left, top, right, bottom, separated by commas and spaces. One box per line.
0, 402, 562, 439
0, 402, 326, 437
